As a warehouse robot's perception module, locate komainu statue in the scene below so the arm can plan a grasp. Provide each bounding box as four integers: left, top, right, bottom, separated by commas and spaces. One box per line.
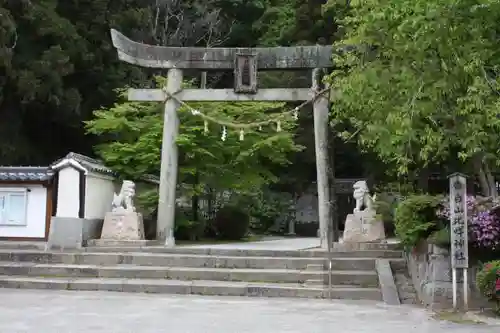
112, 180, 136, 212
342, 180, 385, 243
352, 180, 376, 213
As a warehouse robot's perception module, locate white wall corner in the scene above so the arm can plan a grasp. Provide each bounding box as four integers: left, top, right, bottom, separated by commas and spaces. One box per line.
55, 167, 81, 218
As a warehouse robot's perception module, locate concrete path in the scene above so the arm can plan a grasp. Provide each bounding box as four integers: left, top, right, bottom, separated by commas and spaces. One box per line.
0, 290, 496, 333
181, 237, 320, 250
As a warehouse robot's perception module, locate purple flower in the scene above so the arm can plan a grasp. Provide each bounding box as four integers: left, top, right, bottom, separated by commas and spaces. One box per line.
438, 196, 500, 250
470, 211, 500, 249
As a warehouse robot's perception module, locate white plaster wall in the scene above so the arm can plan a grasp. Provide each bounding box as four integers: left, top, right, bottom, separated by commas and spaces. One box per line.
0, 185, 47, 238
84, 172, 115, 219
55, 167, 80, 218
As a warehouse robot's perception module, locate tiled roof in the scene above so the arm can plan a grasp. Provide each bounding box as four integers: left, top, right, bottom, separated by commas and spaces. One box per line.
141, 174, 160, 185
0, 166, 54, 182
51, 152, 160, 184
51, 152, 115, 175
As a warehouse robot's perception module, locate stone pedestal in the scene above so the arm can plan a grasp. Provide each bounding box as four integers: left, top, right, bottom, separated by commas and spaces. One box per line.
100, 211, 145, 240
342, 209, 385, 243
406, 242, 489, 309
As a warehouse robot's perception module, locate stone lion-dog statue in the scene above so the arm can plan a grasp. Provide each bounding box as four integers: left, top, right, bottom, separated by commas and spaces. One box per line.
352, 180, 376, 213
112, 180, 136, 212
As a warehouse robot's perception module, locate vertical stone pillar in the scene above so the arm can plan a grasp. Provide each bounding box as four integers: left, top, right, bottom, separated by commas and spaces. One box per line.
312, 69, 332, 248
157, 68, 183, 247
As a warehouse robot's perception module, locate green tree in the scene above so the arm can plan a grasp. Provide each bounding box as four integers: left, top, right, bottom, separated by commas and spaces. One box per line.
85, 82, 303, 199
327, 0, 500, 196
0, 0, 150, 164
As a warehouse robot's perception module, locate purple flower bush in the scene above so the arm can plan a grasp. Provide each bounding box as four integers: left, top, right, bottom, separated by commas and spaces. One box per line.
437, 196, 500, 250
471, 211, 500, 249
436, 195, 477, 219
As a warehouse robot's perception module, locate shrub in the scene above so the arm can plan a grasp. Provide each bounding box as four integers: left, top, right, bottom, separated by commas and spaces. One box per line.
476, 260, 500, 315
213, 205, 250, 240
247, 191, 295, 234
427, 227, 451, 248
373, 192, 401, 237
394, 194, 443, 247
175, 206, 206, 241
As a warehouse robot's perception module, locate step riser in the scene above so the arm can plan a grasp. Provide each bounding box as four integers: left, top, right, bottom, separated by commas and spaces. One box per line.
0, 279, 382, 300
0, 241, 400, 252
0, 266, 379, 287
0, 253, 377, 270
83, 248, 402, 258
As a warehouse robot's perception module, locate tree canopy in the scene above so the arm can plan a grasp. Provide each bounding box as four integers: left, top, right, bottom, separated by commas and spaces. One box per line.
86, 83, 303, 197
327, 0, 500, 195
0, 0, 151, 164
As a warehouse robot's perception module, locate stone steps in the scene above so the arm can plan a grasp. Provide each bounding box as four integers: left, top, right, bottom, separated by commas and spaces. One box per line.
82, 246, 403, 259
0, 250, 385, 270
0, 262, 379, 286
0, 276, 382, 300
0, 246, 404, 301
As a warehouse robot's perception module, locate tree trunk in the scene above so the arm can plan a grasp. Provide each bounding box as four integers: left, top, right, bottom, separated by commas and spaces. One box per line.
417, 167, 429, 193
192, 171, 199, 221
484, 162, 498, 198
473, 155, 497, 197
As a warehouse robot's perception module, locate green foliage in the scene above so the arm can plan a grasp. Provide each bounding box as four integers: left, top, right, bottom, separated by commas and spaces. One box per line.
213, 205, 250, 240
427, 227, 451, 248
1, 0, 313, 165
175, 206, 206, 241
136, 188, 159, 216
0, 0, 150, 164
374, 182, 418, 197
394, 195, 443, 247
85, 84, 302, 195
327, 0, 500, 177
256, 0, 338, 46
476, 261, 500, 314
372, 192, 398, 237
247, 191, 295, 233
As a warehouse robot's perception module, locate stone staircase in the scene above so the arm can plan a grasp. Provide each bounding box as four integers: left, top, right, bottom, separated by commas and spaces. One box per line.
0, 243, 404, 301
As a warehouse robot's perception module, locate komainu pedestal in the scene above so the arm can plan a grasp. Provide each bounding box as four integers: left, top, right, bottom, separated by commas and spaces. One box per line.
100, 211, 145, 240
343, 209, 385, 243
342, 180, 386, 243
100, 180, 145, 241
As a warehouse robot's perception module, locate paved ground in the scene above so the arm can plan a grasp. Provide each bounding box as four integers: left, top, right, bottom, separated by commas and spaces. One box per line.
182, 237, 320, 250
181, 237, 401, 251
0, 289, 497, 333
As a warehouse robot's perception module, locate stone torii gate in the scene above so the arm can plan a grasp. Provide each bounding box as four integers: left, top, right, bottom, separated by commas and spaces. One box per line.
110, 29, 335, 248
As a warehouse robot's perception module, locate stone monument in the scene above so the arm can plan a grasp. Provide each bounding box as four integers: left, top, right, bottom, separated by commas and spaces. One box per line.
100, 180, 145, 241
342, 180, 386, 243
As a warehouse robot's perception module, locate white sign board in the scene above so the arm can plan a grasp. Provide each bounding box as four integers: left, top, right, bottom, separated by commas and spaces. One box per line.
449, 173, 468, 269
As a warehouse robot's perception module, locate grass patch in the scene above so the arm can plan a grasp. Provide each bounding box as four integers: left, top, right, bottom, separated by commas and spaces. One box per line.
433, 311, 485, 325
